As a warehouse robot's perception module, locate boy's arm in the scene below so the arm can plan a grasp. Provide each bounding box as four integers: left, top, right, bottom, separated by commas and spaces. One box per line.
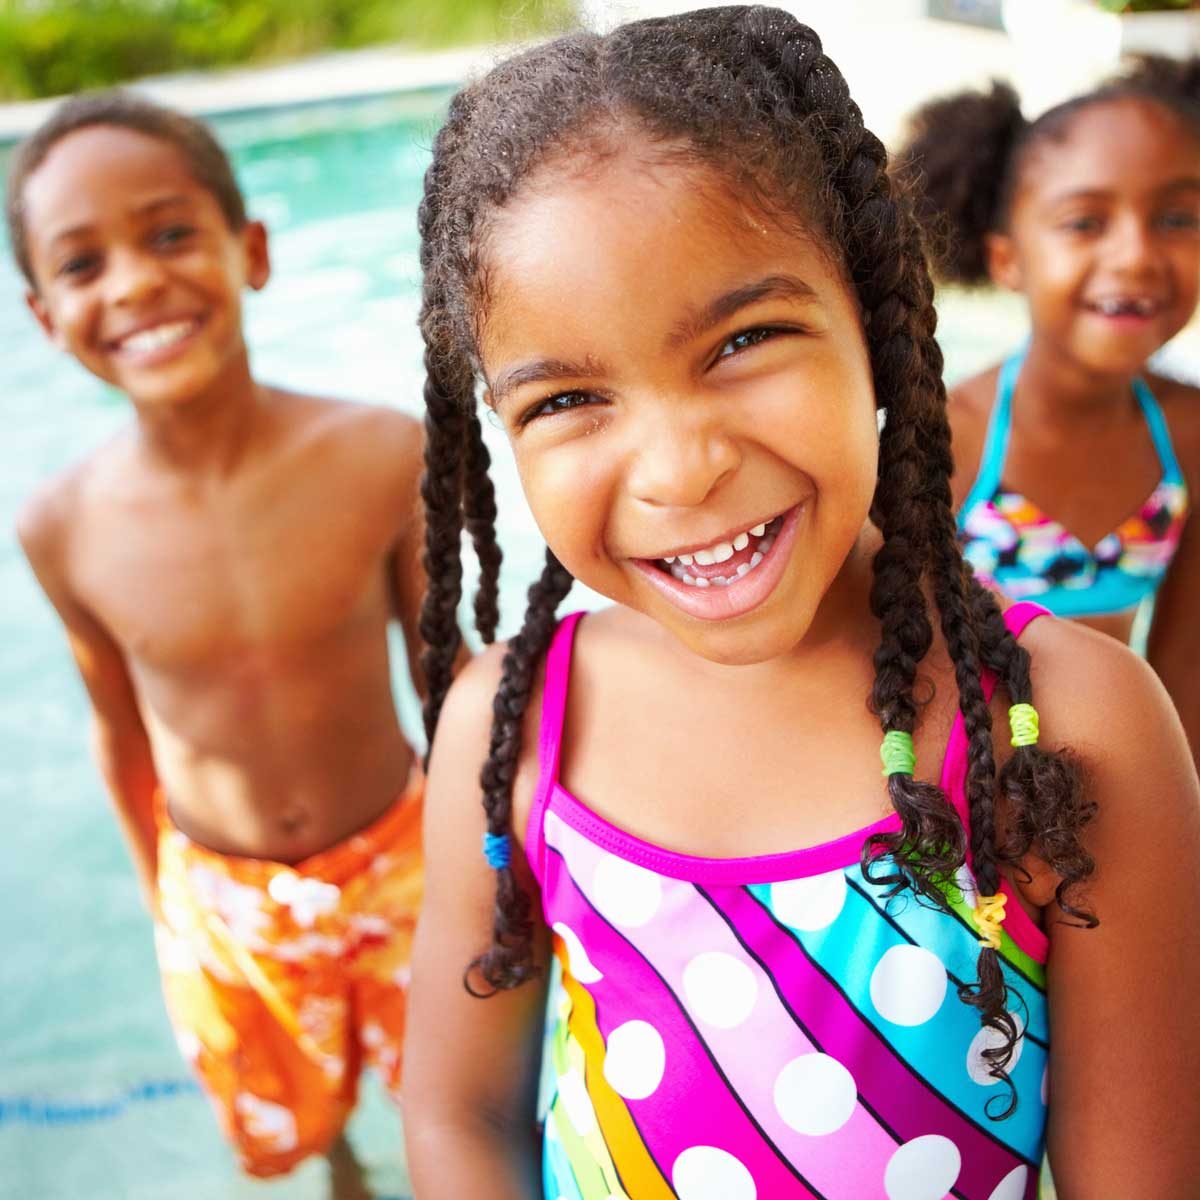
1033, 623, 1200, 1197
403, 648, 548, 1198
17, 491, 160, 911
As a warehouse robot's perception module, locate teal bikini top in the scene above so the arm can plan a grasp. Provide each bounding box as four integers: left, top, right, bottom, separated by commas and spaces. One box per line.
957, 352, 1189, 619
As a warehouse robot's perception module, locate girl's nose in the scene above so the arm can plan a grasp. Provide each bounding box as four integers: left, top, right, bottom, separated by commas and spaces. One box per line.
626, 404, 740, 509
1108, 214, 1160, 275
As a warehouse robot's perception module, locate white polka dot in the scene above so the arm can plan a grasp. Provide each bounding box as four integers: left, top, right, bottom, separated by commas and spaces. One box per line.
953, 863, 978, 908
672, 1146, 756, 1200
967, 1015, 1025, 1086
870, 945, 948, 1026
770, 870, 847, 931
591, 855, 662, 927
773, 1053, 858, 1135
988, 1165, 1030, 1200
557, 1069, 597, 1136
682, 951, 759, 1029
552, 922, 603, 984
884, 1135, 962, 1200
603, 1020, 665, 1100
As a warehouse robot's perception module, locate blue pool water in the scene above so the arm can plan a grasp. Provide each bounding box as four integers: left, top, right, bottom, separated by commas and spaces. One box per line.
0, 83, 1152, 1199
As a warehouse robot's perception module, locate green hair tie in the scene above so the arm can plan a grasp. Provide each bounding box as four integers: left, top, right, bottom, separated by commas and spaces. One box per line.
880, 730, 916, 777
1009, 703, 1039, 749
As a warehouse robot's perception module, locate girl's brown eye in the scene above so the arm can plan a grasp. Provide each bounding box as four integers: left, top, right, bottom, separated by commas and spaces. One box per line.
718, 326, 780, 358
524, 391, 593, 424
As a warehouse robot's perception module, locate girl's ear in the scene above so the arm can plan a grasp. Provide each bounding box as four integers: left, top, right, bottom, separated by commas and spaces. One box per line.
984, 232, 1022, 292
242, 220, 271, 291
26, 290, 65, 348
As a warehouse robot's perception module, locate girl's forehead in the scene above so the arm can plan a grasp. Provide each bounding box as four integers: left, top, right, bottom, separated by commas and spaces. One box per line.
1018, 97, 1200, 204
481, 151, 835, 326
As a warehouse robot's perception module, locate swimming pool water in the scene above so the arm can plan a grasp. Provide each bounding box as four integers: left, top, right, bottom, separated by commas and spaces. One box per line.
2, 84, 1178, 1199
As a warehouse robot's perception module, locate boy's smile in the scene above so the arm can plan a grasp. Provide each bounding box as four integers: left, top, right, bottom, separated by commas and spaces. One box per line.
480, 146, 878, 665
21, 124, 268, 412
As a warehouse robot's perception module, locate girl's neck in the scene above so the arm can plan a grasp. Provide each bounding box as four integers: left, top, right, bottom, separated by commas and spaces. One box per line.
1017, 337, 1142, 430
132, 353, 266, 477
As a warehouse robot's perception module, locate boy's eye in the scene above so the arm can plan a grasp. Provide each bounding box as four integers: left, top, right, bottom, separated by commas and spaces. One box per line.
153, 224, 196, 249
521, 391, 594, 424
1157, 209, 1200, 233
57, 253, 101, 280
718, 326, 780, 358
1059, 215, 1102, 234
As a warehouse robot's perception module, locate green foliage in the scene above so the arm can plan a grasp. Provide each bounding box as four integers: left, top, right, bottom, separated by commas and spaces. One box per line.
1094, 0, 1195, 12
0, 0, 578, 100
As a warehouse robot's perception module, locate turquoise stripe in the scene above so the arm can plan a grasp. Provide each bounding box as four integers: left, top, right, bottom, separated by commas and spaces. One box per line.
749, 875, 1048, 1159
847, 866, 1049, 1044
959, 349, 1022, 523
1134, 376, 1185, 486
543, 1108, 587, 1200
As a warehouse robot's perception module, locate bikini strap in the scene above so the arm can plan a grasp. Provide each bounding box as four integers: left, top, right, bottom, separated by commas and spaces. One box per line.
1133, 376, 1186, 487
525, 611, 585, 885
958, 349, 1024, 521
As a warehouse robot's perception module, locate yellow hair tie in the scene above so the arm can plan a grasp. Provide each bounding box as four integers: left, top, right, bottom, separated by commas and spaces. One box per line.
1008, 703, 1039, 749
973, 892, 1008, 951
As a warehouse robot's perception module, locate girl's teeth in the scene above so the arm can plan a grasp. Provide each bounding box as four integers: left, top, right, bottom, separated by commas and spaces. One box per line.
711, 542, 734, 563
732, 532, 749, 552
663, 555, 676, 564
736, 562, 751, 578
677, 553, 694, 566
750, 550, 763, 567
750, 523, 766, 537
693, 547, 715, 566
694, 577, 710, 588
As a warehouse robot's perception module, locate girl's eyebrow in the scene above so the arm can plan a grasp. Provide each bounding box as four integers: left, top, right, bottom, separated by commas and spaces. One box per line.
666, 273, 818, 349
490, 355, 605, 409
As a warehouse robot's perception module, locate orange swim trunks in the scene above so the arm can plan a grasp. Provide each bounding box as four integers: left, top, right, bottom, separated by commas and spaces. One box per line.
153, 772, 423, 1177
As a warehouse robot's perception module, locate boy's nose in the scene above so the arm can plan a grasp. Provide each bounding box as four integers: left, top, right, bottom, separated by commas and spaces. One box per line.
106, 247, 169, 307
626, 404, 739, 510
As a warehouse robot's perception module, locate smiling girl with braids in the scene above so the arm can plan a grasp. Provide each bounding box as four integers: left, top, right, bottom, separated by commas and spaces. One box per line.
899, 58, 1200, 762
401, 9, 1200, 1198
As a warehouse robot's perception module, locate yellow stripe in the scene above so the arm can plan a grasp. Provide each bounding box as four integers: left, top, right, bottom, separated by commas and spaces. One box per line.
558, 955, 675, 1200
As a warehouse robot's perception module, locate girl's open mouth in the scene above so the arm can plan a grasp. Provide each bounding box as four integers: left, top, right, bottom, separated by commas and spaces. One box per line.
631, 504, 803, 621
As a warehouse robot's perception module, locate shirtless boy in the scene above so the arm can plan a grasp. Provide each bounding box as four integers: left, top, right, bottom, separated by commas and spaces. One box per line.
8, 91, 443, 1180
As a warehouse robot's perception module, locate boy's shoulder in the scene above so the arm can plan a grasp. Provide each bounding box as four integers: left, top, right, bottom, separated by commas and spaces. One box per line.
14, 434, 127, 581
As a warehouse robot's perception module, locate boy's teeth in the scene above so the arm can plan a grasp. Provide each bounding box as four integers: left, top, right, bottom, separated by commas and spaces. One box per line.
677, 553, 694, 566
120, 320, 195, 353
693, 547, 716, 566
732, 532, 749, 552
750, 550, 763, 567
750, 523, 766, 537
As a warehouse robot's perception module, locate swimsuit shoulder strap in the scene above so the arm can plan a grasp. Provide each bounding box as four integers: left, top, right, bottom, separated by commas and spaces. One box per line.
525, 611, 585, 885
1133, 376, 1185, 486
959, 350, 1024, 522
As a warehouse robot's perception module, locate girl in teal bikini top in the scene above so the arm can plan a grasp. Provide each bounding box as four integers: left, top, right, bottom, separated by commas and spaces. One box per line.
958, 352, 1189, 618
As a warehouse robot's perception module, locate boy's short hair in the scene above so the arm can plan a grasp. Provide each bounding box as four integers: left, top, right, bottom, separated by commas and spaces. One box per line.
5, 89, 247, 289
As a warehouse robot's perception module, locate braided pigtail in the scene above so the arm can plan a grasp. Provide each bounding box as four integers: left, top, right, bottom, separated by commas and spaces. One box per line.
468, 551, 574, 993
968, 584, 1098, 929
462, 409, 502, 644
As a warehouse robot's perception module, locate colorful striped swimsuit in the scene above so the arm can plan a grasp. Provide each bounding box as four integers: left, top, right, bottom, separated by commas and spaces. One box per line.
529, 604, 1051, 1200
958, 351, 1188, 618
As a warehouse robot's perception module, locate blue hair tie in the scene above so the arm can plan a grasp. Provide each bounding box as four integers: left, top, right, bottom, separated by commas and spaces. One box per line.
482, 831, 512, 870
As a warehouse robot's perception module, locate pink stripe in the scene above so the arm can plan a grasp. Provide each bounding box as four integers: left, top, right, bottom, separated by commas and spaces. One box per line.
709, 884, 1031, 1192
938, 601, 1049, 964
546, 812, 902, 1198
545, 850, 821, 1198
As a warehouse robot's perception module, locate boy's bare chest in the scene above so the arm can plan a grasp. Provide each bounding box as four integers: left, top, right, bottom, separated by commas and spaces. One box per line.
72, 479, 393, 669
